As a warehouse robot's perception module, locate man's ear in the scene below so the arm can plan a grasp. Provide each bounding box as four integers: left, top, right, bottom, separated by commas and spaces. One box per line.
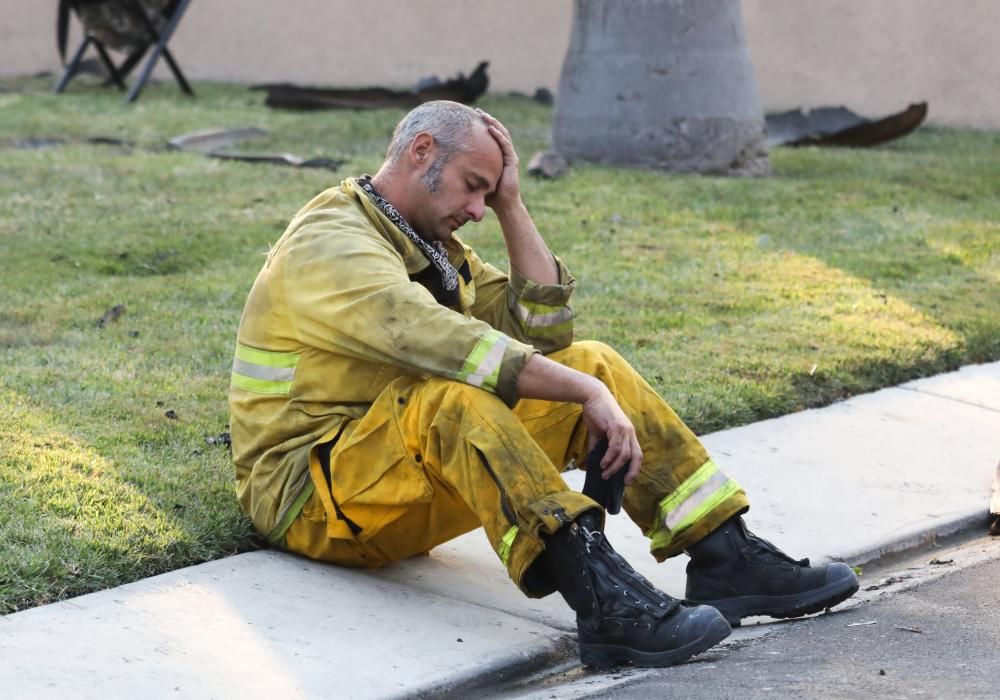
408, 133, 435, 167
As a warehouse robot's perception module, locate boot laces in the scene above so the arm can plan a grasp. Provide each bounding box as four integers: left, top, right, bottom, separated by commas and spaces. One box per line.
577, 522, 680, 615
742, 522, 809, 567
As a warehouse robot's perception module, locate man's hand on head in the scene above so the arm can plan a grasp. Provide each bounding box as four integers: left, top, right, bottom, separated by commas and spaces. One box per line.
477, 108, 557, 284
477, 109, 522, 214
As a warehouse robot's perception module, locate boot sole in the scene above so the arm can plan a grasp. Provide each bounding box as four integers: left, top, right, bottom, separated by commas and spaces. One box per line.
704, 576, 860, 627
579, 616, 731, 669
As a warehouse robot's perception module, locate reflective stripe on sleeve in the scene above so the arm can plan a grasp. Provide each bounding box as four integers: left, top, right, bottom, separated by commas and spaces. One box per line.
498, 525, 518, 567
513, 299, 574, 337
231, 343, 300, 395
647, 460, 742, 551
456, 329, 510, 393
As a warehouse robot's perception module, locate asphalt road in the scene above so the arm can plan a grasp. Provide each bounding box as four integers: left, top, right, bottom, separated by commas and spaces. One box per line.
603, 536, 1000, 699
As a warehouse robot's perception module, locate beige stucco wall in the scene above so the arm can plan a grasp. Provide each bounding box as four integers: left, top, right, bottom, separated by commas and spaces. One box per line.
746, 0, 1000, 129
2, 0, 999, 129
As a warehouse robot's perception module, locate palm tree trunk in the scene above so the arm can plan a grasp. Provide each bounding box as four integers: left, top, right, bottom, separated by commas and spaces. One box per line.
552, 0, 769, 176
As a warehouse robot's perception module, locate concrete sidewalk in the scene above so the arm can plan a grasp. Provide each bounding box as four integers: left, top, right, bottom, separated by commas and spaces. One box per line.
1, 363, 997, 699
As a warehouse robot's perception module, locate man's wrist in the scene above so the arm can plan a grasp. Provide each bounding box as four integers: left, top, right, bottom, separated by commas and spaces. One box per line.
571, 374, 609, 406
492, 197, 528, 225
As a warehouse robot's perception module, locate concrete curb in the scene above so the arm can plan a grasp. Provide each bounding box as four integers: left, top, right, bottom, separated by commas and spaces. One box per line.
838, 509, 992, 568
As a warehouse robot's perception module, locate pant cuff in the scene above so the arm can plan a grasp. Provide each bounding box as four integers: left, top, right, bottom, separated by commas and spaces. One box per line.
647, 459, 750, 561
507, 491, 601, 597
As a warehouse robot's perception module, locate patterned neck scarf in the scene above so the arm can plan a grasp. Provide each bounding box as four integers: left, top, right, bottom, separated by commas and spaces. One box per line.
357, 176, 459, 297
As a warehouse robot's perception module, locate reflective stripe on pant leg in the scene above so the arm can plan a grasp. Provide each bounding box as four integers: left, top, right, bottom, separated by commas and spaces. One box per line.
499, 525, 519, 566
646, 459, 747, 558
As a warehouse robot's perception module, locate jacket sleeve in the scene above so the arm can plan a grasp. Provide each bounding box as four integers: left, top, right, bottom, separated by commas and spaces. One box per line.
282, 222, 536, 407
463, 244, 576, 355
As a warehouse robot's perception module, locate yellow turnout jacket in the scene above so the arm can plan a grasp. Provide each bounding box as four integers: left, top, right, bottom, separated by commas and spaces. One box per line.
230, 178, 576, 543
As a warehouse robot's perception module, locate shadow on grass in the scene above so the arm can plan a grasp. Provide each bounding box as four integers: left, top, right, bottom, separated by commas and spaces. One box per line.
0, 388, 261, 614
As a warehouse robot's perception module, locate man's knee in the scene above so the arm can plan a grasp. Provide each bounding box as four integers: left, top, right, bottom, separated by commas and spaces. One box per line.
546, 340, 628, 373
572, 339, 621, 360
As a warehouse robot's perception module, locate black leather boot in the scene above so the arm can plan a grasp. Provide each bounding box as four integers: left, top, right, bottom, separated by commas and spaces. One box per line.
544, 512, 731, 668
685, 516, 859, 626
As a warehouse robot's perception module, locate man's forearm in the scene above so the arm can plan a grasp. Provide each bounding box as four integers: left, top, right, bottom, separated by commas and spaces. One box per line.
495, 200, 559, 285
516, 353, 603, 404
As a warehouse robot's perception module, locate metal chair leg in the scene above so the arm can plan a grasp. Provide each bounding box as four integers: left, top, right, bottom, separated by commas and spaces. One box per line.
114, 44, 150, 82
124, 0, 193, 102
160, 47, 194, 95
53, 34, 94, 93
93, 39, 128, 90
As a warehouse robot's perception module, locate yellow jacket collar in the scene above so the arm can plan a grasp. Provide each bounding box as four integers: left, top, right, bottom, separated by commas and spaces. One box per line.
343, 177, 466, 276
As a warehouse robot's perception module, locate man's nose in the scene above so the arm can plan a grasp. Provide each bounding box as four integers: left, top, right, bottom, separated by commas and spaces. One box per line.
466, 197, 486, 223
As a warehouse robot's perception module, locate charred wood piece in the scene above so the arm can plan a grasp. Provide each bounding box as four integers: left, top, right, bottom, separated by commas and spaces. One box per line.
252, 62, 490, 111
766, 102, 928, 148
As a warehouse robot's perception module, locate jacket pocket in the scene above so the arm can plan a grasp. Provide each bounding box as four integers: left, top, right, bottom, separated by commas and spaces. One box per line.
327, 410, 433, 542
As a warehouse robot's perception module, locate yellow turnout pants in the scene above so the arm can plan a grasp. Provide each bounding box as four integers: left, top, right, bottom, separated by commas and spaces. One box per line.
284, 341, 749, 595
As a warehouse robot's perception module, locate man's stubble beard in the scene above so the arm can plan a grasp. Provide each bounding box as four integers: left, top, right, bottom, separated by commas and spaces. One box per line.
420, 155, 448, 193
416, 155, 451, 242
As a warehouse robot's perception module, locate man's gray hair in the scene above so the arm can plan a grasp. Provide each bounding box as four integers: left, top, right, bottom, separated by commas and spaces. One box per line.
385, 100, 479, 168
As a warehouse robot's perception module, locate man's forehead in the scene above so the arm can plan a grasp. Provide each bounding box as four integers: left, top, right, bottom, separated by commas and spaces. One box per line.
459, 124, 503, 184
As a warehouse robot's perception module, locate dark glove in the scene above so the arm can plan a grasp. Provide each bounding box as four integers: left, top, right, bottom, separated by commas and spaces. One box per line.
582, 437, 625, 515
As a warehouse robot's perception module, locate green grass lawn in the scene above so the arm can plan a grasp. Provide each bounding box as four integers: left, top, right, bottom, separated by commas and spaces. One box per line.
1, 77, 998, 614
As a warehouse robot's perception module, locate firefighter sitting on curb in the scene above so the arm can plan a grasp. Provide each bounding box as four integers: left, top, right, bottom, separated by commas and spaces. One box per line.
229, 100, 859, 668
